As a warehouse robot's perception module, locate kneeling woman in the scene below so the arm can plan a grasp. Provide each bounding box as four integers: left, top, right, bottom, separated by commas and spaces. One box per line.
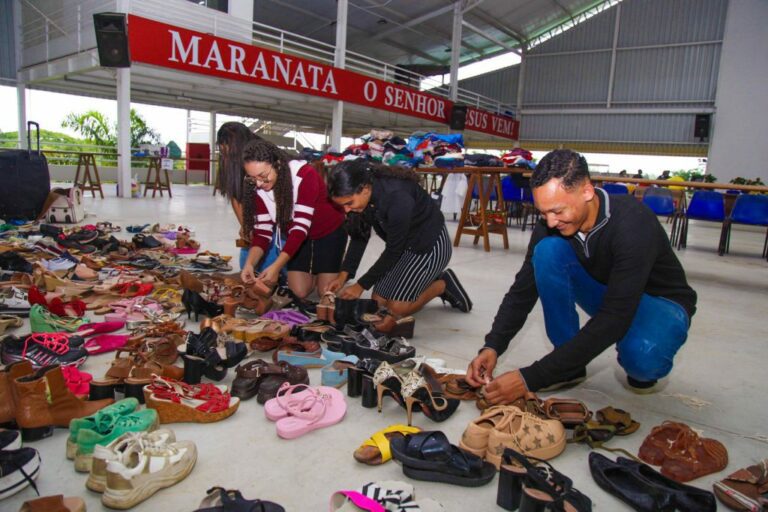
240, 139, 347, 298
327, 160, 471, 326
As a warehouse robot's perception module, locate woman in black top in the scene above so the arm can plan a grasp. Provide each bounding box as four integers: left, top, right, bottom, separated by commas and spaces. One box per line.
327, 160, 472, 326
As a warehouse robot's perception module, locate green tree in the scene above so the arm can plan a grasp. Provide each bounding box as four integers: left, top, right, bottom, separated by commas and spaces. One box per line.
62, 109, 160, 150
0, 129, 89, 164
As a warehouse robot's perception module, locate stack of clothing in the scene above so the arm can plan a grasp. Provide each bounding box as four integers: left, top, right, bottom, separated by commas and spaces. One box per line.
464, 153, 504, 167
501, 147, 536, 169
408, 132, 465, 169
342, 129, 414, 167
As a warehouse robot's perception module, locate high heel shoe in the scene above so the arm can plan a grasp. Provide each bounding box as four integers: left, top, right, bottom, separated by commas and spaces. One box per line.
401, 364, 459, 426
181, 289, 223, 321
373, 360, 422, 413
180, 327, 246, 383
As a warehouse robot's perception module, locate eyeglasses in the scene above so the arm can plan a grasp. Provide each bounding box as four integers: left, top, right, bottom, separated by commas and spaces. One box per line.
245, 171, 271, 185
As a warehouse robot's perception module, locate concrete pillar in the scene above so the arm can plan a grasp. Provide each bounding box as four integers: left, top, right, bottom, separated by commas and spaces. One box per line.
707, 0, 768, 182
449, 1, 462, 102
330, 0, 348, 151
209, 111, 217, 185
116, 68, 131, 198
16, 84, 26, 150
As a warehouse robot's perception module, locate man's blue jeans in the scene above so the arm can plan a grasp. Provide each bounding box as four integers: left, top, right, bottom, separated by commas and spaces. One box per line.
532, 237, 690, 381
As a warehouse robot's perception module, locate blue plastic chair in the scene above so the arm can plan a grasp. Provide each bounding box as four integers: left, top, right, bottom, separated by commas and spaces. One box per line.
718, 194, 768, 259
678, 191, 725, 250
643, 188, 680, 246
501, 175, 537, 230
602, 183, 629, 195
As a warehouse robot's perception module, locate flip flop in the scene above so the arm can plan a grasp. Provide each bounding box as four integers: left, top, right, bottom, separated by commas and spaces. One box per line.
274, 386, 346, 439
354, 425, 422, 465
263, 383, 319, 422
84, 334, 129, 355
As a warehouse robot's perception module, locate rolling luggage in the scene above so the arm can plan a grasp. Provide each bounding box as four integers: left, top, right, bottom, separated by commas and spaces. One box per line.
0, 121, 51, 220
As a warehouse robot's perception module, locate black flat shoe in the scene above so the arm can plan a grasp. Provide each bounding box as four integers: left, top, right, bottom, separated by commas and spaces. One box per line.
195, 486, 285, 511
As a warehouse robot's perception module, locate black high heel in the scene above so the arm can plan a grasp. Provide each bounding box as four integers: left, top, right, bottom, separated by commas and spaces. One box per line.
347, 358, 381, 398
401, 364, 459, 426
181, 290, 224, 321
333, 298, 379, 329
180, 328, 247, 382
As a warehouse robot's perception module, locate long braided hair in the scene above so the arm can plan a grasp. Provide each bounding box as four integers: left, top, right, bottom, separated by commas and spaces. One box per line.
215, 122, 260, 202
328, 160, 419, 239
241, 139, 294, 241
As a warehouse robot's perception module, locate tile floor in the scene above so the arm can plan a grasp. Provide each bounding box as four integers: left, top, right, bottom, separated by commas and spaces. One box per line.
3, 184, 767, 511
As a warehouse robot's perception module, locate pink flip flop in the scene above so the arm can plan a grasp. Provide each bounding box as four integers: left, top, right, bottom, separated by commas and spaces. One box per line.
264, 383, 318, 421
83, 334, 129, 355
77, 321, 126, 336
275, 386, 346, 439
330, 491, 385, 512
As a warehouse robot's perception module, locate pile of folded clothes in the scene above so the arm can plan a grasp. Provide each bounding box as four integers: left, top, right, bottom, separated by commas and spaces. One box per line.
501, 147, 536, 169
408, 132, 465, 168
341, 129, 414, 167
464, 153, 504, 167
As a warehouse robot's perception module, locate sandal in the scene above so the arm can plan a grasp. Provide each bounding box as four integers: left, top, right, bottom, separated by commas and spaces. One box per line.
713, 459, 768, 511
195, 487, 285, 512
143, 375, 240, 424
273, 385, 346, 439
390, 431, 496, 487
0, 314, 23, 335
354, 424, 421, 465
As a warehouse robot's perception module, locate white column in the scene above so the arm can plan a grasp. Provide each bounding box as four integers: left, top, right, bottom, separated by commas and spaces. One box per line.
449, 1, 462, 102
330, 0, 348, 151
208, 111, 217, 185
16, 84, 27, 150
116, 68, 131, 198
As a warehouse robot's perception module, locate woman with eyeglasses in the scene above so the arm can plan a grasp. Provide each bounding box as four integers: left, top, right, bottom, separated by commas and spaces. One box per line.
327, 159, 472, 327
240, 138, 347, 298
215, 122, 261, 270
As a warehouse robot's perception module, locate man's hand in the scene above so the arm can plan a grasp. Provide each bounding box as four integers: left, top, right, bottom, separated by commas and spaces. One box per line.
241, 265, 256, 284
338, 283, 364, 299
466, 348, 498, 388
482, 370, 528, 405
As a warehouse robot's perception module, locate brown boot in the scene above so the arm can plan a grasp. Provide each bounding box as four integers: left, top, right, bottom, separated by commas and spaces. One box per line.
0, 360, 34, 425
14, 364, 114, 440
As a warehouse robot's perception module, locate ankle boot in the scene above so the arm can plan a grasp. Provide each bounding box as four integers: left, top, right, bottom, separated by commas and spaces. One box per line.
14, 364, 114, 440
0, 360, 34, 426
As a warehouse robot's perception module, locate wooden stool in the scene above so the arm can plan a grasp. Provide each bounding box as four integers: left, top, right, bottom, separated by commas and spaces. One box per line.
454, 171, 509, 252
73, 153, 104, 198
143, 157, 172, 198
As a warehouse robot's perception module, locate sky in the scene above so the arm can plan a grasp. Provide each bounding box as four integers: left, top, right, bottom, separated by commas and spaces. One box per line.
0, 85, 700, 176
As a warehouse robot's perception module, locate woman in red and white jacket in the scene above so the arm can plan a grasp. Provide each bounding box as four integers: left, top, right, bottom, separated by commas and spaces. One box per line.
240, 139, 347, 298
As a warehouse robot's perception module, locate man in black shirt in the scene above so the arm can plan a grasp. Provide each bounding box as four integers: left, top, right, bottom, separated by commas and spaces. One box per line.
466, 150, 696, 404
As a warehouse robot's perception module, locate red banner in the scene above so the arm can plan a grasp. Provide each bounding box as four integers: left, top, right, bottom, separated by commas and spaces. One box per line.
128, 15, 518, 140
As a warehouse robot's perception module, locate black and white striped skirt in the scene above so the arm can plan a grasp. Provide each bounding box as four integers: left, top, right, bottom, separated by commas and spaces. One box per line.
373, 225, 452, 302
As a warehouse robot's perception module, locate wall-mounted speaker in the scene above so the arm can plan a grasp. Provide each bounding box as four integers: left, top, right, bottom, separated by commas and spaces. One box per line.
694, 114, 711, 141
93, 13, 130, 68
450, 104, 467, 130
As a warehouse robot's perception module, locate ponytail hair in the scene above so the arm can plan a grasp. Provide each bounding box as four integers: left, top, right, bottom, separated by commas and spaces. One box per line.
327, 160, 418, 198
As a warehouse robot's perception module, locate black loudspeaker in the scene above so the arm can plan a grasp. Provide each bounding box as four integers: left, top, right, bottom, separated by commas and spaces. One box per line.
694, 114, 711, 141
93, 13, 130, 68
450, 105, 467, 130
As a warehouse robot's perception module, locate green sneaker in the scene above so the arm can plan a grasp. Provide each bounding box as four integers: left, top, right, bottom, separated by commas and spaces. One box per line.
74, 408, 159, 472
67, 398, 139, 460
29, 304, 88, 332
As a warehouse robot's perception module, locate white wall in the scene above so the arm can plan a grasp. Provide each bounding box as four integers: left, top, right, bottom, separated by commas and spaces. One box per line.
707, 0, 768, 182
228, 0, 254, 22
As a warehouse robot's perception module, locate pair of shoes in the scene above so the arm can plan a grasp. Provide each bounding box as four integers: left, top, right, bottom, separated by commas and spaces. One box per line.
460, 404, 567, 469
354, 424, 421, 465
390, 430, 496, 487
590, 452, 715, 511
230, 359, 309, 402
497, 448, 592, 511
0, 429, 41, 501
196, 486, 285, 511
100, 431, 197, 509
0, 286, 31, 316
68, 398, 158, 473
29, 304, 87, 332
439, 268, 472, 312
263, 382, 347, 439
374, 361, 460, 426
180, 327, 247, 383
143, 375, 240, 424
638, 421, 728, 482
1, 332, 89, 368
181, 289, 224, 321
331, 481, 443, 511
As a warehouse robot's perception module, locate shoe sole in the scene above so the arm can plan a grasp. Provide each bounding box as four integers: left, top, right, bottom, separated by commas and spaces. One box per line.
0, 450, 41, 500
442, 269, 472, 313
101, 449, 197, 509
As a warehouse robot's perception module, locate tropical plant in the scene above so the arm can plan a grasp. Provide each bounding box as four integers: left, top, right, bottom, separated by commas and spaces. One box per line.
730, 177, 765, 186
0, 129, 90, 164
62, 109, 160, 150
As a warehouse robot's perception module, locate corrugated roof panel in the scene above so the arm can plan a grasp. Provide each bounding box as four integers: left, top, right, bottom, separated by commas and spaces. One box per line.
458, 66, 519, 106
529, 3, 616, 54
521, 113, 702, 143
613, 44, 720, 102
524, 52, 611, 104
618, 0, 727, 46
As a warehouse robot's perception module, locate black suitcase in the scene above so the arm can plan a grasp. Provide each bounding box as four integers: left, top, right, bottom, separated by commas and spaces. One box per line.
0, 122, 51, 221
